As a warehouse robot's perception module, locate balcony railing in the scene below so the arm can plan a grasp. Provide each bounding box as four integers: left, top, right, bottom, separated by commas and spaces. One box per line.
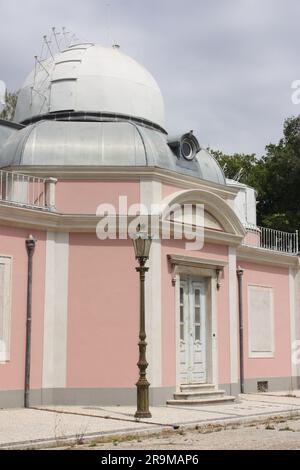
243, 224, 298, 255
0, 170, 56, 210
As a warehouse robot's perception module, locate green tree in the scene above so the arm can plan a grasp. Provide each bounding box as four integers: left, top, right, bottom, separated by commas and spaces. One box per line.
0, 90, 18, 121
209, 149, 260, 187
210, 115, 300, 234
257, 115, 300, 232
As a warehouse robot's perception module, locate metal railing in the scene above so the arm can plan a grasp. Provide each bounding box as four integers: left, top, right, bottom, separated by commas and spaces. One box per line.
0, 170, 47, 209
243, 223, 299, 254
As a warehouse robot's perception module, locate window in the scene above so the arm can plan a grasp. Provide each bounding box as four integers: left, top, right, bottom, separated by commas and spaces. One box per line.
194, 288, 201, 341
180, 137, 197, 161
180, 286, 185, 341
248, 285, 274, 358
0, 256, 12, 362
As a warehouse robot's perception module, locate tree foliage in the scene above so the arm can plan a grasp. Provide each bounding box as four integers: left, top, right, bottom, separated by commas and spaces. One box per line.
0, 91, 18, 121
211, 115, 300, 233
259, 116, 300, 232
209, 149, 260, 187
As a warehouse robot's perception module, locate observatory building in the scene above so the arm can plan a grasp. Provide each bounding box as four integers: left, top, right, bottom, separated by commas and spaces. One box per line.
0, 42, 299, 408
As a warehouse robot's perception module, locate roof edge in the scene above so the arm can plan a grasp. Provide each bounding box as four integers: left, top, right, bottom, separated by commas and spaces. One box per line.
0, 119, 24, 130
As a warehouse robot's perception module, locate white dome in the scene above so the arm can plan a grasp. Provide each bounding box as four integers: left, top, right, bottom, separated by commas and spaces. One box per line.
14, 43, 165, 129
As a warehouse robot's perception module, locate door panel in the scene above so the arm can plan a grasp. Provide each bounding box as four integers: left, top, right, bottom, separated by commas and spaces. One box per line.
179, 277, 207, 384
190, 282, 206, 383
179, 280, 189, 384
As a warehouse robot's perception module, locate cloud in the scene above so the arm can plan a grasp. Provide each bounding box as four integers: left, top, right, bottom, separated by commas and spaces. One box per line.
1, 0, 300, 155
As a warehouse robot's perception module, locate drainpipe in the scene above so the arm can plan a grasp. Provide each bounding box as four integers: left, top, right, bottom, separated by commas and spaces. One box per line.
24, 235, 36, 408
236, 267, 245, 394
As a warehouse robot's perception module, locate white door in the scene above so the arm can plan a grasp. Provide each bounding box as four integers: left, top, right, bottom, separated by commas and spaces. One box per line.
179, 277, 207, 384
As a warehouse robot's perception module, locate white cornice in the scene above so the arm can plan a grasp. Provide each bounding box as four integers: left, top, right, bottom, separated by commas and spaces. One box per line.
167, 254, 227, 287
168, 254, 228, 270
0, 203, 244, 248
0, 204, 98, 232
237, 245, 300, 268
1, 201, 297, 267
203, 228, 243, 246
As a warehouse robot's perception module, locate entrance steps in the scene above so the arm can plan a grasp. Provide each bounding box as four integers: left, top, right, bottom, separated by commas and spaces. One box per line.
167, 384, 236, 406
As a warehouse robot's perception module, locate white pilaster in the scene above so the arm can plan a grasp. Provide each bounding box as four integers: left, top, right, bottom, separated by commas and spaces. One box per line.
42, 232, 69, 389
289, 267, 300, 384
229, 246, 238, 385
140, 180, 162, 387
211, 276, 219, 387
45, 177, 58, 211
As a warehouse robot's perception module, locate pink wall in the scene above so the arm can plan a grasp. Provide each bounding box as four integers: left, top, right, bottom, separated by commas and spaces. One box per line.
0, 226, 46, 391
56, 180, 140, 214
66, 234, 140, 388
239, 261, 291, 379
162, 183, 184, 199
161, 239, 229, 387
243, 231, 261, 246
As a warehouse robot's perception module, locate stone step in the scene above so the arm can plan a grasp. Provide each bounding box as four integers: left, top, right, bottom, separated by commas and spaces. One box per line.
180, 383, 216, 392
167, 396, 236, 406
174, 390, 226, 400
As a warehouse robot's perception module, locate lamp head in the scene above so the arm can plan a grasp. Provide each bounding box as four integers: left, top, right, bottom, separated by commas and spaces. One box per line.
132, 226, 152, 260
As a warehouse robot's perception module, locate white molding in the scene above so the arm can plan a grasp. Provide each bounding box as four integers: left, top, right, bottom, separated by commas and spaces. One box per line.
173, 271, 218, 389
0, 205, 243, 247
175, 274, 181, 392
0, 204, 101, 231
211, 276, 218, 387
177, 277, 208, 384
140, 180, 162, 387
42, 232, 69, 389
247, 285, 275, 359
161, 189, 246, 238
228, 246, 238, 384
289, 267, 299, 380
168, 254, 228, 270
169, 252, 221, 386
0, 256, 12, 363
237, 245, 299, 268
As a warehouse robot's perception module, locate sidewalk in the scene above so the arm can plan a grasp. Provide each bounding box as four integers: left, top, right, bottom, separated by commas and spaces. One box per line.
0, 393, 300, 449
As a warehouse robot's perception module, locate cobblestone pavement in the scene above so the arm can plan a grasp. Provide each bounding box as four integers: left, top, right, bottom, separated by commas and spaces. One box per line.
1, 394, 300, 449
77, 417, 300, 450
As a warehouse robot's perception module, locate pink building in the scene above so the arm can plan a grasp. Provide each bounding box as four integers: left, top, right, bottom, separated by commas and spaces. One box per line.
0, 43, 299, 408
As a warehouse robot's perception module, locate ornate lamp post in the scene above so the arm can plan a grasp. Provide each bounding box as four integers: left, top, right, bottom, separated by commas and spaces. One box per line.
132, 229, 152, 419
24, 235, 36, 408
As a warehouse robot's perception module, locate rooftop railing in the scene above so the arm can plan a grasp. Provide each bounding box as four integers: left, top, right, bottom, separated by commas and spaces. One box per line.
243, 223, 299, 255
0, 170, 57, 210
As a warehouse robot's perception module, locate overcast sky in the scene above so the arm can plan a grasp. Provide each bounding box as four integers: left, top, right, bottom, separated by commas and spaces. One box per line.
0, 0, 299, 155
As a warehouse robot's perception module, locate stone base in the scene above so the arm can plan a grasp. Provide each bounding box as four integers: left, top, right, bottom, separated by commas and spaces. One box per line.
0, 386, 175, 409
221, 376, 300, 396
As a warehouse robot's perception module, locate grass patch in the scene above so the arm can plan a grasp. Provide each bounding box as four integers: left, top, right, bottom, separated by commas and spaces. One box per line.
265, 424, 275, 430
279, 426, 294, 432
88, 442, 97, 448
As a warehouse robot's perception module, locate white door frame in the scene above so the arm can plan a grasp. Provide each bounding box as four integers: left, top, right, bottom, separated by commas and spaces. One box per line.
179, 276, 207, 384
174, 268, 218, 392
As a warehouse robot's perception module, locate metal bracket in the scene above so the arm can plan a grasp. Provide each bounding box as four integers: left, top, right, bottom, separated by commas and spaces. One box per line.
216, 267, 223, 290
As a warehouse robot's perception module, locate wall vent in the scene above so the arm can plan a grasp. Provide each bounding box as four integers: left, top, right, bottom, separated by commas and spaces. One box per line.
257, 381, 268, 393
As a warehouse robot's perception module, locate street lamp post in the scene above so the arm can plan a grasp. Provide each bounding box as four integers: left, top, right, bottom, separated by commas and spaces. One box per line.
24, 235, 36, 408
132, 231, 152, 419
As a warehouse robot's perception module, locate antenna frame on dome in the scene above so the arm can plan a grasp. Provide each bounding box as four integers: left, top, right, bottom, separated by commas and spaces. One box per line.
14, 43, 166, 130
